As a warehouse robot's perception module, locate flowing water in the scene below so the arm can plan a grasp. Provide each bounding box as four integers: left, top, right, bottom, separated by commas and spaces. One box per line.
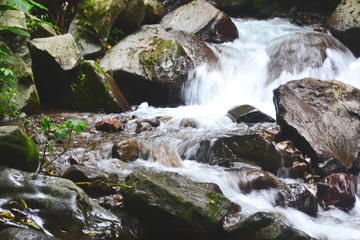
37, 18, 360, 239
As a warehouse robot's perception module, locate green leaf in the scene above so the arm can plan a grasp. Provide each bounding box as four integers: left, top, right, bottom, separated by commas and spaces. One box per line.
5, 26, 30, 37
0, 57, 14, 64
0, 47, 13, 56
41, 116, 51, 130
27, 0, 47, 10
66, 119, 86, 134
7, 0, 32, 12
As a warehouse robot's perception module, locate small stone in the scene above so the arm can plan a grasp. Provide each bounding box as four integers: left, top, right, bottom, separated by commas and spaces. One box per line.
112, 139, 141, 162
95, 118, 123, 132
180, 118, 199, 128
289, 161, 307, 179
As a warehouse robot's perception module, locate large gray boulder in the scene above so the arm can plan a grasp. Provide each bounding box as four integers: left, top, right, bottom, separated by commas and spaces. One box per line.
100, 24, 218, 106
69, 0, 127, 57
0, 8, 40, 117
0, 167, 134, 239
327, 0, 360, 57
0, 126, 39, 172
121, 171, 235, 239
160, 0, 238, 43
30, 34, 83, 108
273, 78, 360, 175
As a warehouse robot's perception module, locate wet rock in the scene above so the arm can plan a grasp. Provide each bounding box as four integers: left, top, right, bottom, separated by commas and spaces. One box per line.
95, 118, 123, 132
327, 0, 360, 57
135, 121, 153, 133
99, 24, 217, 106
289, 161, 308, 179
180, 118, 199, 128
273, 78, 360, 175
276, 184, 318, 216
114, 0, 146, 34
144, 0, 167, 24
225, 211, 315, 240
227, 105, 275, 124
317, 173, 357, 211
0, 167, 133, 239
112, 139, 141, 162
30, 34, 83, 109
152, 146, 183, 167
194, 133, 282, 173
69, 60, 130, 113
0, 126, 39, 172
121, 171, 234, 239
236, 168, 283, 193
266, 33, 349, 83
160, 0, 238, 43
69, 0, 127, 57
0, 8, 40, 116
94, 194, 124, 211
0, 228, 57, 240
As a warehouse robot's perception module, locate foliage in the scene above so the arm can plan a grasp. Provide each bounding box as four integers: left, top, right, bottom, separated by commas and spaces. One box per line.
107, 26, 124, 46
38, 116, 86, 172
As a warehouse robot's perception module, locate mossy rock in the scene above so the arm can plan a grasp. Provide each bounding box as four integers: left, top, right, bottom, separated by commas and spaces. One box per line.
114, 0, 146, 34
68, 60, 130, 113
0, 126, 39, 172
143, 0, 167, 24
121, 171, 233, 239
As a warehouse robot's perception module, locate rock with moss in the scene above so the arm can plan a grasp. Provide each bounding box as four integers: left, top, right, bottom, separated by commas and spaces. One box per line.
144, 0, 167, 24
69, 0, 127, 58
225, 212, 315, 240
0, 7, 40, 117
113, 0, 146, 34
0, 126, 39, 172
26, 14, 57, 39
121, 171, 235, 239
100, 24, 218, 106
327, 0, 360, 57
0, 166, 134, 239
161, 0, 238, 43
68, 60, 130, 112
30, 34, 83, 109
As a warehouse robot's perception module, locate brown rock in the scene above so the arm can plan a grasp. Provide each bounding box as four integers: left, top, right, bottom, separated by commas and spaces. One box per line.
112, 139, 141, 162
95, 118, 123, 132
237, 168, 283, 193
289, 161, 307, 179
317, 173, 357, 211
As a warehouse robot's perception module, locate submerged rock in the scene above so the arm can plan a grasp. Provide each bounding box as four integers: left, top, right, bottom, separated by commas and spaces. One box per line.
273, 78, 360, 175
317, 173, 357, 211
266, 32, 349, 83
0, 167, 133, 239
327, 0, 360, 57
276, 184, 318, 216
0, 126, 39, 172
225, 211, 315, 240
160, 0, 238, 43
226, 105, 275, 124
121, 171, 234, 239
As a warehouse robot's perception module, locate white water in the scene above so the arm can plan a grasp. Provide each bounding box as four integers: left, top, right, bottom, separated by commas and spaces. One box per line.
125, 18, 360, 239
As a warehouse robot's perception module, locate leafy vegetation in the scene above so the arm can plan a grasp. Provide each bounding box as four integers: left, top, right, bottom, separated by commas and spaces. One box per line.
38, 116, 86, 172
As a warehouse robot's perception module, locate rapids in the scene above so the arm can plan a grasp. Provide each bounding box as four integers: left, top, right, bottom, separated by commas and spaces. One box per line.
33, 18, 360, 239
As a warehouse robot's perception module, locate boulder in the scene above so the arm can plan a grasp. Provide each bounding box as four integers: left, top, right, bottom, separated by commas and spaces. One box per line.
0, 167, 133, 239
236, 168, 283, 193
276, 184, 318, 216
327, 0, 360, 57
112, 139, 141, 161
266, 32, 349, 83
69, 60, 130, 112
226, 105, 275, 124
95, 118, 124, 132
30, 34, 83, 108
0, 8, 40, 117
0, 126, 39, 172
0, 228, 57, 240
317, 173, 357, 211
121, 171, 234, 238
143, 0, 167, 24
273, 78, 360, 175
100, 24, 217, 106
225, 212, 315, 240
114, 0, 146, 34
68, 0, 127, 57
161, 0, 190, 11
160, 0, 238, 43
193, 133, 282, 172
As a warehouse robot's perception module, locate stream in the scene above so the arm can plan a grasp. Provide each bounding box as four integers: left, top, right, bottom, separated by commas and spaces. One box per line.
31, 18, 360, 239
